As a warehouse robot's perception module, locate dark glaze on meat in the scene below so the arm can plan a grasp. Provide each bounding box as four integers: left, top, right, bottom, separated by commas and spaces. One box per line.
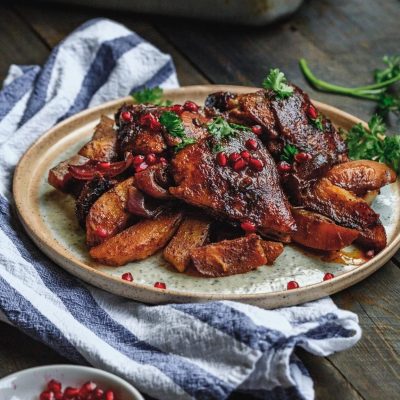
205, 87, 388, 250
169, 129, 296, 240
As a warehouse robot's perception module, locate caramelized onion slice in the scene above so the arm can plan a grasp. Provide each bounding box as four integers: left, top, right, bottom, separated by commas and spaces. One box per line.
126, 186, 164, 218
135, 164, 172, 199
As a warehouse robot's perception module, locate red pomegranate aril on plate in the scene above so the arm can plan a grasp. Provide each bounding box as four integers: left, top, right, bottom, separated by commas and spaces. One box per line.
98, 162, 111, 169
122, 272, 133, 282
366, 249, 375, 258
93, 388, 104, 399
251, 125, 263, 136
323, 272, 335, 281
47, 379, 62, 393
287, 280, 300, 290
159, 157, 168, 165
105, 390, 116, 400
135, 161, 148, 173
294, 152, 312, 163
120, 111, 132, 122
229, 152, 241, 163
63, 387, 80, 398
245, 138, 258, 150
240, 220, 256, 232
133, 155, 145, 166
171, 104, 184, 114
233, 158, 247, 172
183, 100, 199, 112
241, 150, 251, 161
154, 281, 166, 289
248, 158, 263, 172
216, 152, 228, 166
95, 227, 108, 238
54, 392, 63, 400
80, 381, 97, 396
140, 113, 161, 130
146, 153, 157, 165
278, 161, 292, 172
307, 104, 318, 119
40, 391, 54, 400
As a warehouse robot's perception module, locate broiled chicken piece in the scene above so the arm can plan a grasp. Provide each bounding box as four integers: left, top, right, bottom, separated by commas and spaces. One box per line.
325, 160, 396, 196
90, 210, 183, 266
169, 130, 296, 240
190, 234, 283, 277
206, 88, 394, 251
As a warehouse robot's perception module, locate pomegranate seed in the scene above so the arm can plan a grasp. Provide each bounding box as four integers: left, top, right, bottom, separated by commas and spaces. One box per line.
154, 281, 166, 289
54, 392, 63, 400
105, 390, 116, 400
121, 111, 132, 122
80, 381, 97, 396
63, 387, 80, 398
171, 104, 184, 114
229, 152, 241, 163
307, 104, 318, 119
323, 272, 335, 281
233, 158, 247, 172
251, 125, 263, 136
47, 380, 62, 393
122, 272, 133, 282
135, 161, 148, 173
216, 152, 228, 166
294, 152, 312, 163
183, 100, 199, 112
278, 161, 292, 172
245, 138, 258, 150
159, 157, 168, 165
366, 249, 375, 258
133, 155, 145, 166
248, 158, 264, 172
240, 220, 256, 232
287, 280, 300, 290
95, 227, 108, 238
140, 113, 161, 130
146, 153, 157, 165
93, 388, 104, 399
40, 391, 54, 400
241, 150, 251, 161
98, 162, 110, 169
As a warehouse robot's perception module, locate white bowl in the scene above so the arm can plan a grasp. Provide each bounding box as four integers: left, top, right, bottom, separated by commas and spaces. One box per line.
0, 364, 144, 400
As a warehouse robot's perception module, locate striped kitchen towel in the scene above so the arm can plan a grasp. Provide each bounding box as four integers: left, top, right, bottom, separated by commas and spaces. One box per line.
0, 18, 361, 400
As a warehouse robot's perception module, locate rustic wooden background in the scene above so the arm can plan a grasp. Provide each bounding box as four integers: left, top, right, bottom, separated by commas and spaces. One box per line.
0, 1, 399, 399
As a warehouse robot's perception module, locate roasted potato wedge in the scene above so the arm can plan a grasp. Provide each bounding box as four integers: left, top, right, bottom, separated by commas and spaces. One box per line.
291, 208, 359, 251
356, 224, 387, 251
163, 216, 212, 272
260, 240, 284, 264
89, 210, 183, 266
190, 234, 268, 277
92, 115, 115, 139
86, 177, 134, 247
326, 160, 396, 196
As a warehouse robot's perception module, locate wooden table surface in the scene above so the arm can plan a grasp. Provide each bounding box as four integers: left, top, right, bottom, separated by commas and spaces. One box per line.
1, 1, 399, 399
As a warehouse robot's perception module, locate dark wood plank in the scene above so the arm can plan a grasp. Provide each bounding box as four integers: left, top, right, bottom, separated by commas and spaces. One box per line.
0, 4, 49, 81
0, 321, 69, 378
13, 2, 210, 86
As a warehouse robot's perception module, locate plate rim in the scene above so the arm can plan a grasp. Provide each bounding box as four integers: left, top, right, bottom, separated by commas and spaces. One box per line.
12, 85, 400, 307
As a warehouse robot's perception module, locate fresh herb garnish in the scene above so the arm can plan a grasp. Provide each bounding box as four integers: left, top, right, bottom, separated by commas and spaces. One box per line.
159, 111, 196, 150
299, 56, 400, 117
132, 87, 172, 106
262, 68, 294, 99
207, 117, 250, 141
281, 144, 299, 163
311, 114, 323, 130
343, 115, 400, 173
212, 143, 224, 153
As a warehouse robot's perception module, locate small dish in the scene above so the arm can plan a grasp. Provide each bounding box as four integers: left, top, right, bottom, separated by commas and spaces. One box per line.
0, 364, 144, 400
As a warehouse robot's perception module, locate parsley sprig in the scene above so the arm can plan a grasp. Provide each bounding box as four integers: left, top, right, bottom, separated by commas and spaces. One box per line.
299, 56, 400, 117
262, 69, 294, 99
343, 115, 400, 173
159, 111, 196, 151
281, 144, 298, 163
132, 87, 172, 106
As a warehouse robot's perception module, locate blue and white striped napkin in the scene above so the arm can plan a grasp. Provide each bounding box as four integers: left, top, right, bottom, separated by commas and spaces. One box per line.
0, 19, 361, 400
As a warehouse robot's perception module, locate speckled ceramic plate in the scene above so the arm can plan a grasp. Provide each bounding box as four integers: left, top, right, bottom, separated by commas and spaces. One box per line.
13, 85, 400, 308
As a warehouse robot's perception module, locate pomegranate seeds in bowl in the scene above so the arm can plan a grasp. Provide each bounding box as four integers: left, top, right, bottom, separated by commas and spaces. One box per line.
38, 379, 117, 400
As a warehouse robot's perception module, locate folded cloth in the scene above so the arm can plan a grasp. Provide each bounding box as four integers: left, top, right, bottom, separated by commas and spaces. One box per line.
0, 18, 361, 400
